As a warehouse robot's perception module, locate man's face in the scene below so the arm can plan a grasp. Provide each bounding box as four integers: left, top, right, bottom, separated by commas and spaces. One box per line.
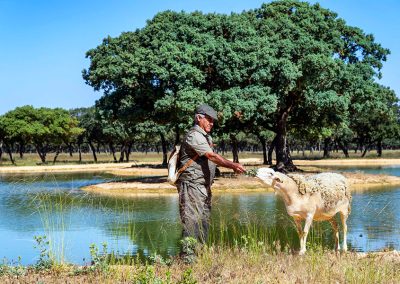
198, 114, 214, 133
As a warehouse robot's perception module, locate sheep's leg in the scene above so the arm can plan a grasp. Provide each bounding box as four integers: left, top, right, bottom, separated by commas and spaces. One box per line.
299, 214, 313, 255
329, 218, 340, 251
340, 212, 348, 252
294, 219, 304, 252
294, 219, 303, 236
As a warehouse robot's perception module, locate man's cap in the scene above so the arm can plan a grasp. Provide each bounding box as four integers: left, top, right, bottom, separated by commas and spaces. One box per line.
196, 104, 218, 121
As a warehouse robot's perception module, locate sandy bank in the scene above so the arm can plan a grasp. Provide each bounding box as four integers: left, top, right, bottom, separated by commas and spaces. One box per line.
2, 158, 400, 198
1, 158, 400, 174
82, 171, 400, 198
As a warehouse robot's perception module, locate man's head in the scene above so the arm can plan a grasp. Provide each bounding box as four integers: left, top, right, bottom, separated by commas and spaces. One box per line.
195, 104, 218, 133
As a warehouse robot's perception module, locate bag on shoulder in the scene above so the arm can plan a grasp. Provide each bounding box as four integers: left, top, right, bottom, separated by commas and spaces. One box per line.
167, 143, 199, 186
167, 144, 182, 185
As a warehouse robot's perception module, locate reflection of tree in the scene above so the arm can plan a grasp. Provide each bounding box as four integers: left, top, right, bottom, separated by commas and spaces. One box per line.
3, 177, 399, 257
272, 196, 340, 252
104, 219, 181, 257
272, 198, 299, 250
3, 189, 182, 257
209, 193, 302, 250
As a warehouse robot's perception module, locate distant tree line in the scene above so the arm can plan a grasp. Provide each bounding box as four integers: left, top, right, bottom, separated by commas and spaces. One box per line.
0, 102, 398, 166
1, 1, 399, 169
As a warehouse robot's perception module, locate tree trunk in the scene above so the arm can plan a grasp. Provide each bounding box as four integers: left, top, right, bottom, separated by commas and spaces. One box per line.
88, 141, 97, 163
323, 138, 331, 158
125, 142, 133, 162
4, 143, 15, 165
275, 111, 297, 172
119, 144, 126, 163
18, 143, 24, 159
268, 135, 277, 166
361, 143, 372, 157
68, 143, 74, 157
336, 139, 349, 158
160, 132, 168, 166
53, 145, 62, 165
256, 134, 268, 165
35, 144, 46, 163
109, 143, 117, 162
230, 133, 239, 163
221, 141, 226, 155
377, 140, 383, 157
78, 143, 82, 163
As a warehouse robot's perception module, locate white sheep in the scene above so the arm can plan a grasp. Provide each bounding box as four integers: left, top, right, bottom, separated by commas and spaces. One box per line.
256, 168, 351, 255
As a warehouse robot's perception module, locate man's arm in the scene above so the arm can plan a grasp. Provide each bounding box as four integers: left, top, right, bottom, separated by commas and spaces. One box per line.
204, 151, 246, 174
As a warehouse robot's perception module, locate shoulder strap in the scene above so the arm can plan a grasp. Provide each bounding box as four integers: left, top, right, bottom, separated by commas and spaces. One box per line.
177, 152, 199, 175
176, 126, 211, 175
176, 131, 200, 174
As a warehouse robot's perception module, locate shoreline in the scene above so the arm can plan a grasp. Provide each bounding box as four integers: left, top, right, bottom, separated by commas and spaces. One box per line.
82, 171, 400, 198
1, 158, 400, 174
2, 158, 400, 198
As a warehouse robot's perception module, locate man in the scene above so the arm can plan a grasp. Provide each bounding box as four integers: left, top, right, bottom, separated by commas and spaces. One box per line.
176, 104, 246, 243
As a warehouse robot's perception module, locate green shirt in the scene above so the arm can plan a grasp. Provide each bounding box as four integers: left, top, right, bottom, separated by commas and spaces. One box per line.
177, 125, 216, 186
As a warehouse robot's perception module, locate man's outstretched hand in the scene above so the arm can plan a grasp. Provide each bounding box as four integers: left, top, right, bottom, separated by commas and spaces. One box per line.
232, 163, 246, 174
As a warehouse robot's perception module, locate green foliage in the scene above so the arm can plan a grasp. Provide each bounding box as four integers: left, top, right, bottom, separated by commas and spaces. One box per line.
0, 257, 26, 276
89, 243, 109, 273
177, 268, 197, 284
33, 235, 54, 271
132, 266, 166, 284
148, 252, 171, 266
0, 106, 83, 163
179, 237, 198, 264
81, 0, 398, 167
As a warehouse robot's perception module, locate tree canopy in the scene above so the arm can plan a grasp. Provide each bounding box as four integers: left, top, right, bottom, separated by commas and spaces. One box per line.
81, 0, 398, 170
0, 106, 83, 163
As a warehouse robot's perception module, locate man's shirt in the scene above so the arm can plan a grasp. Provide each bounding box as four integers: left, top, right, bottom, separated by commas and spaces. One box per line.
178, 125, 216, 186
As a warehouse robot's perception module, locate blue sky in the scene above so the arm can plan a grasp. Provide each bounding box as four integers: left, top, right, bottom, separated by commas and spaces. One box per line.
0, 0, 399, 115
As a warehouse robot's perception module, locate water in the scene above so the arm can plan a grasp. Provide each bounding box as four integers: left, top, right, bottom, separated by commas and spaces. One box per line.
320, 164, 400, 176
0, 167, 399, 265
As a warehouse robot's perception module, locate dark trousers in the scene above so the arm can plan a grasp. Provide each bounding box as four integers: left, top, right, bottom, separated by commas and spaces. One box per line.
177, 181, 212, 243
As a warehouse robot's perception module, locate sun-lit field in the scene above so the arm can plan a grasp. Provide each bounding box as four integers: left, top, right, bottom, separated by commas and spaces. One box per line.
2, 149, 400, 167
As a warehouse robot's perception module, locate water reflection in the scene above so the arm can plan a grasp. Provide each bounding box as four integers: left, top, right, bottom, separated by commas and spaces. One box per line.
319, 165, 400, 177
348, 187, 400, 251
0, 172, 399, 264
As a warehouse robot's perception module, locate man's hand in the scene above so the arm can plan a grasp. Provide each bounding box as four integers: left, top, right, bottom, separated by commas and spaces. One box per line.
205, 152, 246, 174
232, 162, 246, 174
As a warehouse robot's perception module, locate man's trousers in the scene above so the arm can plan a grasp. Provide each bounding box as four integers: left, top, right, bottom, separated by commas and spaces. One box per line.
177, 181, 212, 243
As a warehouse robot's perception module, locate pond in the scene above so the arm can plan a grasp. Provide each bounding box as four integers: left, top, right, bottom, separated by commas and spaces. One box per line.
319, 164, 400, 177
0, 167, 399, 265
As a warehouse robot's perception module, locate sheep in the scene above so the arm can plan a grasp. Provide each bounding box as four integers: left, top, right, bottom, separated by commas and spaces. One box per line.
256, 168, 351, 255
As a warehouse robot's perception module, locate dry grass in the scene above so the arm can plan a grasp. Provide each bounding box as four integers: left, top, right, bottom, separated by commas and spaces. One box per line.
2, 149, 400, 168
1, 247, 399, 283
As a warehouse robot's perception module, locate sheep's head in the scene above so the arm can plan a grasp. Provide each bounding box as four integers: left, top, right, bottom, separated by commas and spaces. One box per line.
256, 168, 282, 187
